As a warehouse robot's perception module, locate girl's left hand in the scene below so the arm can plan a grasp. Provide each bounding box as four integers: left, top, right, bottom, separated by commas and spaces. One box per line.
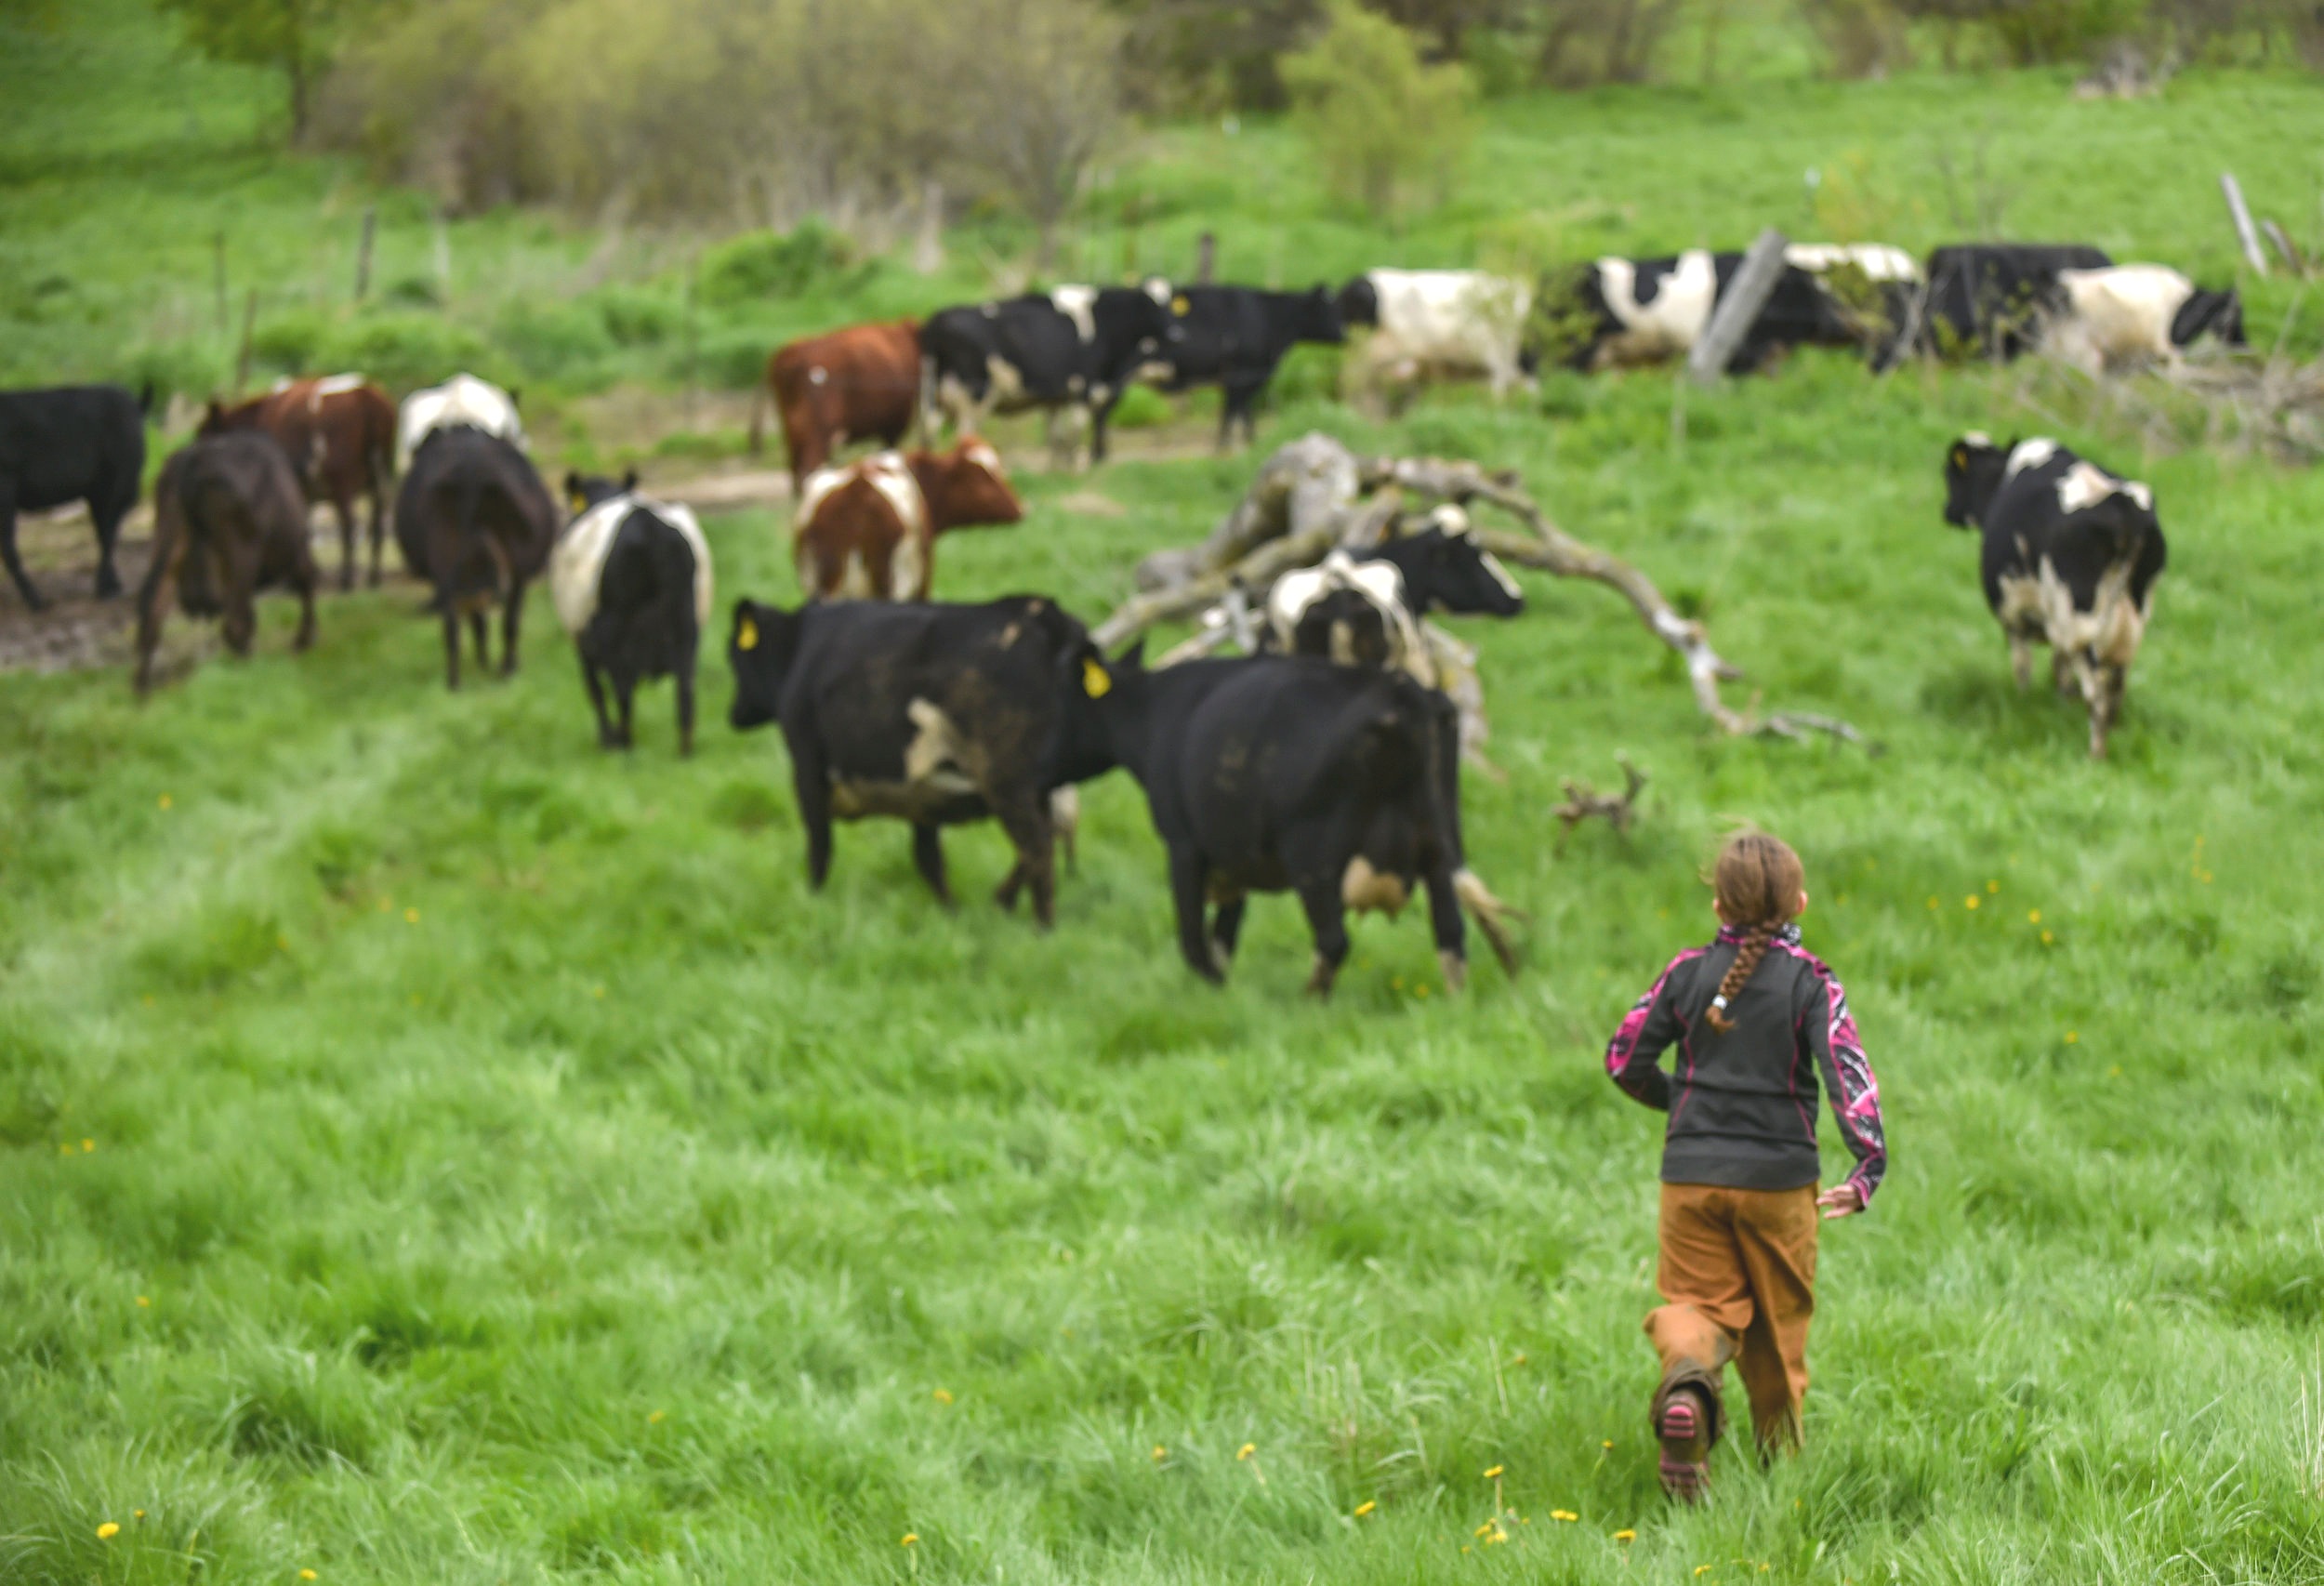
1816, 1183, 1864, 1220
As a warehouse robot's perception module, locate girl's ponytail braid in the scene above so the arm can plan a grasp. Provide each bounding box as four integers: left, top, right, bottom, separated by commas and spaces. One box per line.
1704, 925, 1776, 1033
1702, 830, 1806, 1034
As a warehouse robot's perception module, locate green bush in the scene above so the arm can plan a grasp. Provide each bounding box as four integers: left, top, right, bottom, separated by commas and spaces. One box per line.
113, 340, 230, 404
494, 300, 619, 390
591, 284, 682, 348
249, 308, 332, 377
691, 324, 777, 390
1283, 2, 1475, 218
1979, 0, 2147, 61
698, 220, 858, 308
1108, 383, 1174, 430
315, 312, 495, 395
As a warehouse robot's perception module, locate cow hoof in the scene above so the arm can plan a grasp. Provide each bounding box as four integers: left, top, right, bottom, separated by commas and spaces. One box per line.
1303, 955, 1339, 998
1438, 950, 1468, 994
95, 576, 123, 601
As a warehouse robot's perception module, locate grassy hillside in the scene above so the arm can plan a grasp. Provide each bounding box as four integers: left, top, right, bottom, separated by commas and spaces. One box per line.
6, 5, 2324, 1585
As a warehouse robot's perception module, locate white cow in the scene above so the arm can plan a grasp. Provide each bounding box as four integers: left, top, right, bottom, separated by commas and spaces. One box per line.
550, 490, 714, 640
2044, 265, 2245, 373
397, 374, 526, 473
1587, 250, 1721, 364
1783, 244, 1921, 283
1267, 550, 1434, 681
1341, 269, 1534, 396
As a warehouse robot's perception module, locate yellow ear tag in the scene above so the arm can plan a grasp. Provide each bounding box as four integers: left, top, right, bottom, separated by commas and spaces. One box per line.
1950, 445, 1967, 468
1082, 657, 1111, 698
737, 615, 759, 651
1171, 295, 1191, 316
569, 491, 588, 514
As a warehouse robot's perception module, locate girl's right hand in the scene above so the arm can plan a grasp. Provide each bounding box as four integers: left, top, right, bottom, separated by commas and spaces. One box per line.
1816, 1183, 1864, 1220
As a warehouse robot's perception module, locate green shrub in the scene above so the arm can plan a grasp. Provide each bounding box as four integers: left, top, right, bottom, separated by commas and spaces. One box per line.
692, 324, 777, 390
315, 311, 494, 394
1980, 0, 2146, 62
591, 284, 682, 348
1283, 2, 1476, 218
381, 274, 444, 310
698, 220, 857, 307
248, 308, 332, 377
113, 340, 229, 404
494, 300, 619, 390
1108, 383, 1174, 430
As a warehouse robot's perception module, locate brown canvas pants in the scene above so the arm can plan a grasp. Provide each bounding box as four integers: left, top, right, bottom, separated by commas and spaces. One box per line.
1644, 1182, 1819, 1458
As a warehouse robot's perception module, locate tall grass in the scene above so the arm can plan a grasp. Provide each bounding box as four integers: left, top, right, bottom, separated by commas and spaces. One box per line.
6, 5, 2324, 1582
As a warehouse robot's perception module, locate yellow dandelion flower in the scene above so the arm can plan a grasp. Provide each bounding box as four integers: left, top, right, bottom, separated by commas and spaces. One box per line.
592, 985, 606, 999
379, 897, 392, 912
301, 1572, 318, 1581
932, 1388, 953, 1404
2066, 1030, 2079, 1044
2027, 909, 2041, 923
133, 1511, 144, 1519
1696, 1568, 1713, 1579
1353, 1500, 1377, 1517
97, 1523, 120, 1540
1461, 1546, 1472, 1554
1926, 895, 1939, 909
81, 1139, 94, 1153
1474, 1522, 1494, 1537
59, 1143, 72, 1156
1615, 1529, 1637, 1542
1552, 1510, 1578, 1522
900, 1533, 918, 1547
136, 1296, 150, 1307
1964, 894, 1979, 910
158, 794, 172, 811
2107, 1064, 2123, 1078
1415, 983, 1430, 998
2041, 930, 2054, 945
277, 934, 291, 952
1987, 879, 2000, 893
404, 907, 419, 924
1152, 1445, 1167, 1461
1392, 976, 1405, 991
1482, 1464, 1503, 1479
1510, 1353, 1525, 1366
1236, 1443, 1255, 1460
648, 1409, 665, 1424
1600, 1439, 1614, 1450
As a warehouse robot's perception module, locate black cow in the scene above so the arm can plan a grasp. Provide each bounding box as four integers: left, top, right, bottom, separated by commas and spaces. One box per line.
1559, 252, 1856, 374
393, 426, 558, 689
919, 284, 1181, 468
0, 382, 150, 609
1157, 284, 1344, 448
726, 594, 1091, 927
1942, 432, 2167, 758
553, 471, 712, 756
1874, 244, 2115, 370
1049, 647, 1519, 994
1263, 515, 1525, 676
132, 433, 318, 694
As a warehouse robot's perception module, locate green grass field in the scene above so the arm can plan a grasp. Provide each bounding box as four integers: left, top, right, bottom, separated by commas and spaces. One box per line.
7, 5, 2324, 1584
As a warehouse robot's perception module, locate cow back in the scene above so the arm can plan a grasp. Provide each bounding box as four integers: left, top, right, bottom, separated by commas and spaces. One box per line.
553, 495, 713, 636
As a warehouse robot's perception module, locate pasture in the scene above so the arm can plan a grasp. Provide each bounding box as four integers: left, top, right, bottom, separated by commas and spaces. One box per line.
7, 7, 2324, 1585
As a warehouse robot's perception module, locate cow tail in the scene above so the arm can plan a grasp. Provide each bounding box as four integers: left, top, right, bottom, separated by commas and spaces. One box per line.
137, 381, 157, 418
917, 351, 939, 447
747, 378, 768, 456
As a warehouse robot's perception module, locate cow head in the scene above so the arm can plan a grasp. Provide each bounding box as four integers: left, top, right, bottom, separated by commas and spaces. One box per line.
726, 598, 806, 730
915, 439, 1023, 534
1334, 276, 1380, 329
1097, 284, 1184, 363
1942, 433, 2010, 530
1382, 510, 1525, 617
1048, 637, 1145, 788
564, 469, 638, 518
2171, 286, 2245, 350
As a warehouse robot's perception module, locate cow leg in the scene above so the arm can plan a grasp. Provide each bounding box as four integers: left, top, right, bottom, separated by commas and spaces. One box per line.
1424, 863, 1470, 994
0, 485, 40, 611
131, 521, 182, 695
91, 496, 129, 600
912, 824, 955, 909
333, 492, 360, 591
1210, 895, 1248, 965
367, 472, 389, 588
1296, 878, 1353, 998
2053, 647, 2076, 697
1089, 393, 1120, 466
675, 661, 696, 758
2009, 634, 2033, 692
579, 654, 616, 747
441, 603, 464, 691
469, 609, 492, 675
499, 587, 524, 677
1169, 845, 1224, 983
788, 739, 836, 888
613, 673, 637, 749
993, 795, 1057, 928
290, 561, 317, 653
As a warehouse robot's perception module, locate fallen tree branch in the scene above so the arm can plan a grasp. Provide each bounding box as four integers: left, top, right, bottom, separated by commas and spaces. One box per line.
1553, 756, 1648, 850
1103, 433, 1866, 744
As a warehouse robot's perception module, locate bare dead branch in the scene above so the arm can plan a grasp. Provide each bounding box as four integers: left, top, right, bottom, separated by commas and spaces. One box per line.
1552, 755, 1648, 851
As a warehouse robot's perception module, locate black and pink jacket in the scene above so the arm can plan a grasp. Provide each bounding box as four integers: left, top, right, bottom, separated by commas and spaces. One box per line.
1604, 923, 1887, 1206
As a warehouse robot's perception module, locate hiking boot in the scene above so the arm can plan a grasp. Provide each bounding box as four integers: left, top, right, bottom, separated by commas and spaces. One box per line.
1657, 1389, 1710, 1502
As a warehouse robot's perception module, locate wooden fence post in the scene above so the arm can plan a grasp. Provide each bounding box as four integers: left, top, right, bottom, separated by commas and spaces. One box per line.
233, 289, 258, 396
2221, 173, 2268, 276
212, 231, 229, 337
1196, 231, 1216, 284
1688, 228, 1789, 386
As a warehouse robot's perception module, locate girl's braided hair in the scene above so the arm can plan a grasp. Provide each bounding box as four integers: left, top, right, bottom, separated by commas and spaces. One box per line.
1703, 831, 1806, 1034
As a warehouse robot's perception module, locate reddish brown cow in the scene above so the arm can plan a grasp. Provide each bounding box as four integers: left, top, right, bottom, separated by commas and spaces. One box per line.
749, 320, 920, 486
200, 375, 395, 591
792, 440, 1023, 602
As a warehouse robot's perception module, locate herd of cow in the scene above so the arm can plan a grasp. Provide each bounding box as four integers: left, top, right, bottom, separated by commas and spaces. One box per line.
0, 233, 2189, 985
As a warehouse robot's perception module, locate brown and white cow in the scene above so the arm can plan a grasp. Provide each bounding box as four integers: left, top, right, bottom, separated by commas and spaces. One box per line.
750, 320, 921, 488
791, 440, 1023, 602
200, 374, 396, 591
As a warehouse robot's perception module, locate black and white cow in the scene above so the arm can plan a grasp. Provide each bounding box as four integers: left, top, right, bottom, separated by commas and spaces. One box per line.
1563, 251, 1858, 372
552, 470, 714, 756
2043, 265, 2245, 373
1873, 244, 2115, 370
1155, 284, 1344, 448
1048, 644, 1519, 994
1942, 433, 2167, 759
1263, 510, 1525, 673
726, 594, 1090, 926
919, 283, 1181, 469
1335, 269, 1534, 396
0, 382, 151, 609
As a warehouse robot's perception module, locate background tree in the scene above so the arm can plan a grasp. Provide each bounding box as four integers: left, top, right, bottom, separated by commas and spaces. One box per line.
941, 0, 1125, 269
1283, 1, 1477, 218
156, 0, 367, 139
